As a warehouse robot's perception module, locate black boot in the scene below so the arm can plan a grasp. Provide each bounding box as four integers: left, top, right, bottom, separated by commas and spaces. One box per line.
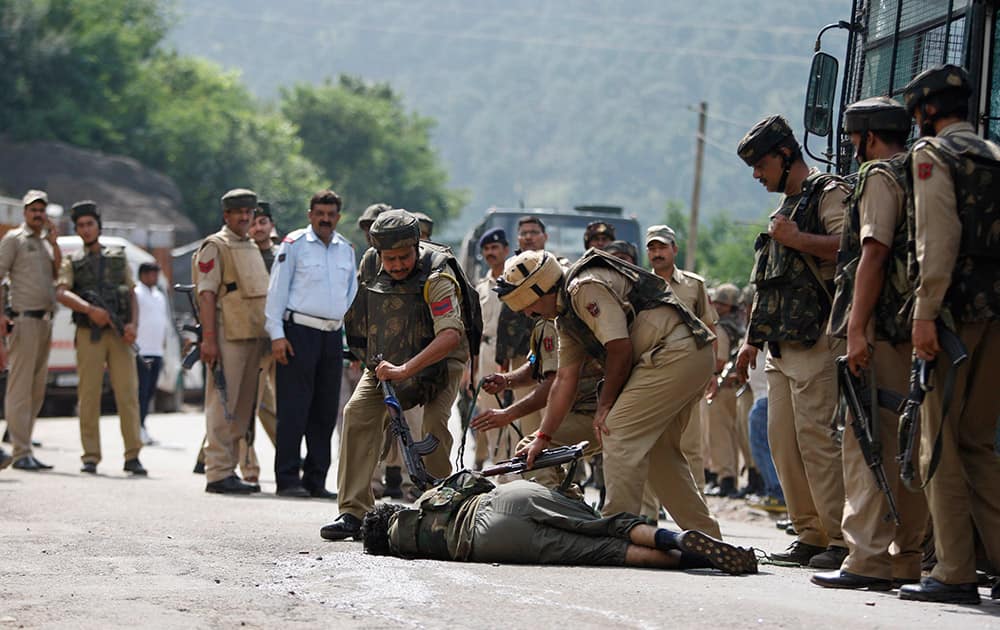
383, 466, 403, 499
707, 476, 738, 498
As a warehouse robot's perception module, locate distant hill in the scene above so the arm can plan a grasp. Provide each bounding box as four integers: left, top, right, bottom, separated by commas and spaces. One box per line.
167, 0, 851, 236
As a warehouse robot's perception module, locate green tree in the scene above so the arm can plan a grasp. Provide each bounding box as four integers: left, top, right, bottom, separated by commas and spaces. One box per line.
662, 202, 764, 287
281, 76, 467, 234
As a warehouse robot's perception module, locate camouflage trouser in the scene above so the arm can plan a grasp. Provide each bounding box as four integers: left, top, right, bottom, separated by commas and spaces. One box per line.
469, 480, 645, 565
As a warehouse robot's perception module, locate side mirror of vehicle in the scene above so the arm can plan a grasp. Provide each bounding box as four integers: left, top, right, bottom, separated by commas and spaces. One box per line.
804, 52, 839, 137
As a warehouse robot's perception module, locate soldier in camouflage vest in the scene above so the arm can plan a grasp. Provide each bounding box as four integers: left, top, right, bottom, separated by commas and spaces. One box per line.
896, 65, 1000, 606
358, 471, 757, 575
498, 249, 722, 538
734, 115, 849, 569
55, 201, 146, 476
813, 97, 929, 592
323, 210, 473, 541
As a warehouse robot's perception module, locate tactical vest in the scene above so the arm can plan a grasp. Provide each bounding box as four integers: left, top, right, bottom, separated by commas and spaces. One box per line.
194, 230, 270, 342
260, 244, 276, 274
830, 155, 912, 344
717, 312, 746, 362
495, 305, 533, 363
345, 242, 483, 409
391, 470, 495, 560
905, 133, 1000, 323
70, 247, 131, 328
558, 249, 714, 363
747, 171, 844, 348
527, 319, 601, 414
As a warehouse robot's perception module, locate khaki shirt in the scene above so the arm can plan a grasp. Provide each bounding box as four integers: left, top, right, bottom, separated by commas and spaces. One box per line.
667, 266, 718, 325
558, 267, 685, 368
529, 317, 559, 376
425, 272, 469, 363
476, 271, 502, 373
815, 175, 850, 280
57, 248, 136, 290
0, 225, 58, 311
195, 225, 246, 297
910, 122, 994, 321
858, 167, 905, 248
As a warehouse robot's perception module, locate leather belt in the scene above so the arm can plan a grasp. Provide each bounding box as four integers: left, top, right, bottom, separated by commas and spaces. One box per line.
284, 310, 341, 332
11, 309, 52, 320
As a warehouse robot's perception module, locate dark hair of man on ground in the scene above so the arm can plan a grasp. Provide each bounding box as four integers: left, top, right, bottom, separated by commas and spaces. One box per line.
359, 503, 407, 556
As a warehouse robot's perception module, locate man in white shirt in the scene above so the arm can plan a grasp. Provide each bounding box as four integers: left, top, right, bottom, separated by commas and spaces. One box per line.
135, 262, 168, 445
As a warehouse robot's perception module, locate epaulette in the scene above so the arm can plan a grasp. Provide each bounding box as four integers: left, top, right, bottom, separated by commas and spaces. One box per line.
681, 269, 706, 284
281, 228, 308, 244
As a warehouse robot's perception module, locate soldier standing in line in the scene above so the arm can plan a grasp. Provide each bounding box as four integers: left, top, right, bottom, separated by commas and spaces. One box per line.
705, 283, 746, 499
0, 190, 60, 471
266, 190, 356, 498
56, 201, 147, 476
733, 115, 850, 569
321, 210, 474, 540
604, 240, 638, 265
502, 249, 722, 538
413, 212, 434, 241
646, 224, 717, 491
811, 96, 929, 591
193, 188, 270, 494
357, 203, 391, 246
893, 65, 1000, 605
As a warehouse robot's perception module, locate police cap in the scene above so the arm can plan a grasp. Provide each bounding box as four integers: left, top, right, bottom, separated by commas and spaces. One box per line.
369, 209, 420, 251
737, 115, 795, 166
221, 188, 258, 211
254, 201, 272, 219
22, 189, 47, 207
71, 200, 101, 227
478, 227, 508, 249
901, 64, 972, 115
843, 96, 910, 133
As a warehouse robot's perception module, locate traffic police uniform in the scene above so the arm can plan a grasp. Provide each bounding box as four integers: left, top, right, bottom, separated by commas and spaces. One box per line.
896, 66, 1000, 603
0, 190, 59, 465
738, 116, 849, 560
265, 212, 357, 494
57, 202, 143, 468
194, 189, 271, 486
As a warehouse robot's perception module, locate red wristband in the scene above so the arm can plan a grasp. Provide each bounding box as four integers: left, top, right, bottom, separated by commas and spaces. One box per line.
535, 430, 552, 443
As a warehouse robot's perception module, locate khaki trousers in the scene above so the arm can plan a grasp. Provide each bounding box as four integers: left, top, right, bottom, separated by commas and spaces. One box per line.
841, 341, 928, 580
708, 385, 739, 479
922, 321, 1000, 584
766, 334, 845, 548
679, 398, 706, 488
203, 322, 268, 483
475, 382, 517, 466
601, 332, 720, 538
75, 328, 142, 464
241, 356, 278, 480
736, 387, 754, 470
337, 360, 463, 518
5, 317, 52, 459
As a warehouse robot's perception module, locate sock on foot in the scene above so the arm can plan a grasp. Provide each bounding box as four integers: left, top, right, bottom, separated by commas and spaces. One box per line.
654, 529, 680, 551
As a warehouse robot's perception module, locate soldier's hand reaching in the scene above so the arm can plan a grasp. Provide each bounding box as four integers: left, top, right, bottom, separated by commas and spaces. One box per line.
375, 360, 408, 382
516, 434, 547, 469
481, 373, 508, 395
272, 338, 294, 365
735, 343, 758, 382
87, 305, 111, 328
470, 408, 513, 432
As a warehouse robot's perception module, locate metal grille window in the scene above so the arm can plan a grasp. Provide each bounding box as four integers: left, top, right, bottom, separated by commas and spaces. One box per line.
990, 9, 1000, 142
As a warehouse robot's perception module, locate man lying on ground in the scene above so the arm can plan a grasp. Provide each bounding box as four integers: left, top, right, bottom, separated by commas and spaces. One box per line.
352, 470, 758, 575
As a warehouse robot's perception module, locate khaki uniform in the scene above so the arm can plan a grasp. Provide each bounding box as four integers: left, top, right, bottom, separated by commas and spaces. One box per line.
0, 225, 58, 460
58, 249, 142, 464
559, 266, 720, 537
337, 273, 468, 519
194, 226, 270, 484
707, 324, 740, 480
910, 122, 1000, 584
764, 177, 848, 549
474, 272, 516, 464
837, 165, 928, 580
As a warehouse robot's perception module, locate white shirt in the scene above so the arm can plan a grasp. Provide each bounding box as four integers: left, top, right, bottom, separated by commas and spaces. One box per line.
135, 282, 169, 357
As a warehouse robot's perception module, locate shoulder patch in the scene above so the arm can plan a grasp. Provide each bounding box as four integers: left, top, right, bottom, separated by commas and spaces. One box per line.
917, 163, 933, 180
430, 297, 454, 316
681, 269, 705, 283
277, 253, 286, 263
282, 228, 307, 244
198, 259, 215, 273
586, 302, 600, 317
543, 336, 555, 352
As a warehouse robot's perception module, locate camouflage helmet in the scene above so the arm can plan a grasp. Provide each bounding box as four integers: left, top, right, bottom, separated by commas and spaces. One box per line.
741, 284, 755, 307
358, 202, 392, 231
901, 64, 972, 115
843, 96, 910, 133
221, 188, 258, 210
737, 115, 795, 166
369, 209, 420, 251
604, 240, 638, 264
495, 250, 564, 312
713, 283, 741, 307
412, 211, 434, 239
583, 221, 616, 247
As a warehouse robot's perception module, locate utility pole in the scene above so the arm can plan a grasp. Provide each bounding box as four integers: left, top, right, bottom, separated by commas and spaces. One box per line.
686, 101, 707, 271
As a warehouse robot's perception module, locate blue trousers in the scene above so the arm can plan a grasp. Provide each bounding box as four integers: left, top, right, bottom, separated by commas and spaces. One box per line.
748, 397, 783, 501
274, 322, 343, 491
136, 355, 163, 427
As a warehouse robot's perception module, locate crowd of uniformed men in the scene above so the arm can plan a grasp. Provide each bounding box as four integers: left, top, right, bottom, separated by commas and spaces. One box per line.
0, 64, 996, 604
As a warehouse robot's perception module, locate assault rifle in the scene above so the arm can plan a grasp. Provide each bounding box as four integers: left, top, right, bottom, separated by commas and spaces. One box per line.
80, 289, 143, 357
708, 360, 749, 405
174, 284, 232, 422
481, 441, 589, 489
379, 376, 440, 491
835, 357, 902, 525
897, 323, 968, 490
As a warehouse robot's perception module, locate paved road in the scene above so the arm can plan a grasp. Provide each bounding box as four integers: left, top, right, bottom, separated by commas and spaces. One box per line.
2, 411, 997, 629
